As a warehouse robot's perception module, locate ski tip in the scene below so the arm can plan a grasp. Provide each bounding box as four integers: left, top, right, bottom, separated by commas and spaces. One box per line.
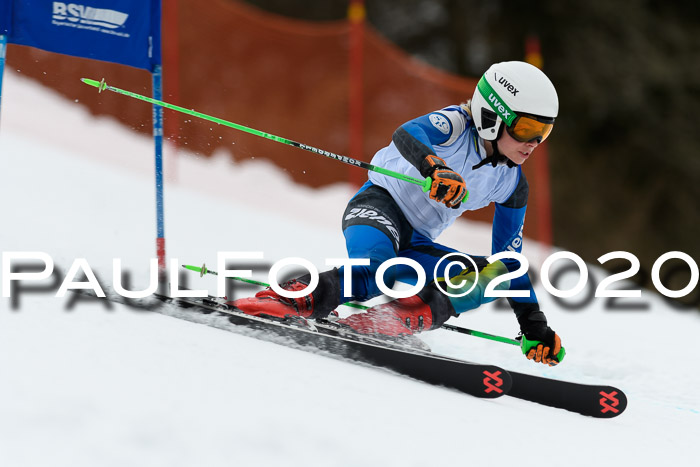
596, 386, 628, 418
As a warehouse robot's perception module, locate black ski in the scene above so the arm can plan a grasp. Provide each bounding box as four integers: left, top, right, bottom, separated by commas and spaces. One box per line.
186, 297, 628, 417
507, 371, 627, 418
70, 290, 511, 400
425, 347, 627, 417
69, 289, 627, 417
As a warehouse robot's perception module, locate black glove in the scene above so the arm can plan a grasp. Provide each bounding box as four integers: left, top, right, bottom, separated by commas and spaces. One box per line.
419, 155, 467, 209
518, 310, 564, 366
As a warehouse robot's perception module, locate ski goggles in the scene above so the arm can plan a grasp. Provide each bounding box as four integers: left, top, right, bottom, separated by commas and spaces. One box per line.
505, 113, 555, 144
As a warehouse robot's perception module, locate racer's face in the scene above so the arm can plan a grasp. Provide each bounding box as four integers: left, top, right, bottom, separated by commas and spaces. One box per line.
498, 128, 539, 165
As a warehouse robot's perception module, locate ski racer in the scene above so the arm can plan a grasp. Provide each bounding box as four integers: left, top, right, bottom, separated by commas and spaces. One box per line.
234, 61, 564, 366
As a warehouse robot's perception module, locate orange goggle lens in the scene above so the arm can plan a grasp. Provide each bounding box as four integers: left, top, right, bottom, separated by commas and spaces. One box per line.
506, 115, 554, 143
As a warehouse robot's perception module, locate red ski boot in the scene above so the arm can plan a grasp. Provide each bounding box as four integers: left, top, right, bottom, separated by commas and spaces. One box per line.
230, 278, 314, 319
230, 269, 342, 320
337, 295, 434, 337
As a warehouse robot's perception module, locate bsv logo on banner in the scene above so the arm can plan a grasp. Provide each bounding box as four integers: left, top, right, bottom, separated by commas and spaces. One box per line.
52, 2, 130, 36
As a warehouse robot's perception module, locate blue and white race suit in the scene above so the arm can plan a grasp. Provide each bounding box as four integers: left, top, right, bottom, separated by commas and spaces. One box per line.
340, 105, 539, 318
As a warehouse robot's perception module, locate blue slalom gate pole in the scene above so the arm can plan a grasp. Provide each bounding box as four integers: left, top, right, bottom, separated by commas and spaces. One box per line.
152, 64, 166, 271
0, 34, 7, 126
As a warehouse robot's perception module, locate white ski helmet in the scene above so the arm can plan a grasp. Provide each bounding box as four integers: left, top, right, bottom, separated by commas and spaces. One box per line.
471, 61, 559, 141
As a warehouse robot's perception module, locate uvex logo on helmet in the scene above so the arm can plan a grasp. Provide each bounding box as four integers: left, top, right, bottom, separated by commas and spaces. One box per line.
495, 74, 519, 96
487, 93, 511, 121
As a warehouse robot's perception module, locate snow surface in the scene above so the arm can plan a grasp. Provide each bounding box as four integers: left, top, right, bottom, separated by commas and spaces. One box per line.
1, 70, 698, 467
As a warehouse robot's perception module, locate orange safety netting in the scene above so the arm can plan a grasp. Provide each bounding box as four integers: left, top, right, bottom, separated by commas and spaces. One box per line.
6, 0, 546, 239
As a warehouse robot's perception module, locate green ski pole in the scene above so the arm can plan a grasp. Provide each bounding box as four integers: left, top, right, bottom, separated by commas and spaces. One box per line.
182, 263, 517, 346
81, 78, 468, 202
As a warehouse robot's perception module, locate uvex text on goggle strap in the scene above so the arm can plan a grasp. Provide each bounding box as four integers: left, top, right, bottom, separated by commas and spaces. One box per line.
477, 75, 555, 143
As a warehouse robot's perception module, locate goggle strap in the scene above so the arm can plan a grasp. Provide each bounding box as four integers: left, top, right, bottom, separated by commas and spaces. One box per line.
477, 75, 517, 127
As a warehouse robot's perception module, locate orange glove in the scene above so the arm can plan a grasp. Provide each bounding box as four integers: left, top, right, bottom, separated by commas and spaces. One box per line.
522, 333, 563, 366
420, 155, 467, 209
518, 310, 566, 366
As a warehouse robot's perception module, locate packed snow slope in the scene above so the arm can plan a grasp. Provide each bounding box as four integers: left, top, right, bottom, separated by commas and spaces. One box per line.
1, 71, 698, 467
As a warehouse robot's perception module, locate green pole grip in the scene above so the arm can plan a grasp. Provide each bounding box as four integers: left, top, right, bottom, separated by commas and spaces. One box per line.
421, 176, 469, 202
520, 336, 567, 364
